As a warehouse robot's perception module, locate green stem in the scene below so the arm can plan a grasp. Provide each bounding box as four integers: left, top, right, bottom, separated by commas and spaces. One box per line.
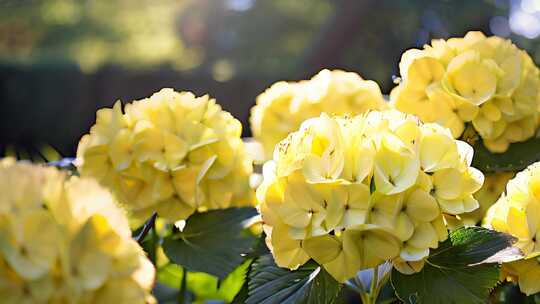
359, 292, 369, 304
135, 212, 157, 243
366, 265, 379, 304
374, 267, 391, 302
178, 268, 188, 304
361, 264, 392, 304
135, 212, 158, 266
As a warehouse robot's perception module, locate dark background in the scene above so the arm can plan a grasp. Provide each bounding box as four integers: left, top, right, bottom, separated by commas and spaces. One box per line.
1, 0, 537, 157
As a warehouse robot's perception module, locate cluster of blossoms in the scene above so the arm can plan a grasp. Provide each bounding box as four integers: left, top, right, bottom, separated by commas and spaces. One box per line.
445, 172, 514, 229
77, 88, 254, 223
484, 162, 540, 295
391, 31, 540, 153
250, 69, 387, 160
0, 159, 155, 303
257, 110, 484, 282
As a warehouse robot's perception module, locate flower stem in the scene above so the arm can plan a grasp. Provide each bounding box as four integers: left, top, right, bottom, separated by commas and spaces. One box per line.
135, 212, 158, 243
150, 222, 158, 265
366, 265, 380, 304
178, 268, 188, 304
361, 264, 392, 304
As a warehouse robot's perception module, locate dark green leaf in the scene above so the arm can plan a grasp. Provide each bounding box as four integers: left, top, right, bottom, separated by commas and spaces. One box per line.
162, 207, 258, 279
392, 263, 499, 304
391, 227, 519, 304
246, 254, 342, 304
428, 226, 519, 266
231, 261, 252, 304
247, 232, 271, 259
472, 136, 540, 173
231, 233, 271, 304
376, 281, 399, 304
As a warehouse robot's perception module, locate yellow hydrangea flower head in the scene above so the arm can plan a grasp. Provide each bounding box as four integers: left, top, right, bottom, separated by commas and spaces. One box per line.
391, 31, 540, 153
257, 110, 484, 282
0, 159, 155, 303
484, 162, 540, 295
77, 88, 254, 222
250, 69, 387, 160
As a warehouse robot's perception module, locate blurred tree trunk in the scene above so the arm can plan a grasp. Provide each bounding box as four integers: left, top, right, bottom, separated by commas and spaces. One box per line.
302, 0, 376, 76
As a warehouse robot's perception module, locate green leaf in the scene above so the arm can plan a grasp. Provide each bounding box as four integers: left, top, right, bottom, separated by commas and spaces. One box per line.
391, 227, 519, 304
472, 136, 540, 173
392, 263, 499, 304
231, 234, 269, 304
428, 226, 520, 266
248, 232, 271, 258
246, 254, 342, 304
376, 281, 399, 304
231, 280, 250, 304
162, 207, 258, 279
157, 261, 250, 303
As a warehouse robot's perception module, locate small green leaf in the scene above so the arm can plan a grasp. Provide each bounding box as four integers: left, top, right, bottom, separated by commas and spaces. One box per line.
246, 254, 342, 304
391, 227, 519, 304
162, 207, 258, 279
472, 136, 540, 173
157, 261, 250, 302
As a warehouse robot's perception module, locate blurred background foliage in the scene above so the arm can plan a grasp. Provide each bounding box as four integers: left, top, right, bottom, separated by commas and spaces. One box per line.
2, 0, 540, 157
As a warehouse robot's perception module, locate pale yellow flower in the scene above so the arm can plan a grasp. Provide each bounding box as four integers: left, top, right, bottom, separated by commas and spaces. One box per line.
484, 162, 540, 295
392, 31, 540, 153
250, 69, 387, 160
501, 257, 540, 295
77, 88, 254, 222
258, 110, 484, 281
0, 159, 155, 303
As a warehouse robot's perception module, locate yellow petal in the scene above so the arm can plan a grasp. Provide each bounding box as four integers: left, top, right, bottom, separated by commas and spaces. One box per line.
444, 50, 497, 105
405, 188, 440, 222
407, 222, 438, 249
270, 224, 309, 270
303, 235, 342, 264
